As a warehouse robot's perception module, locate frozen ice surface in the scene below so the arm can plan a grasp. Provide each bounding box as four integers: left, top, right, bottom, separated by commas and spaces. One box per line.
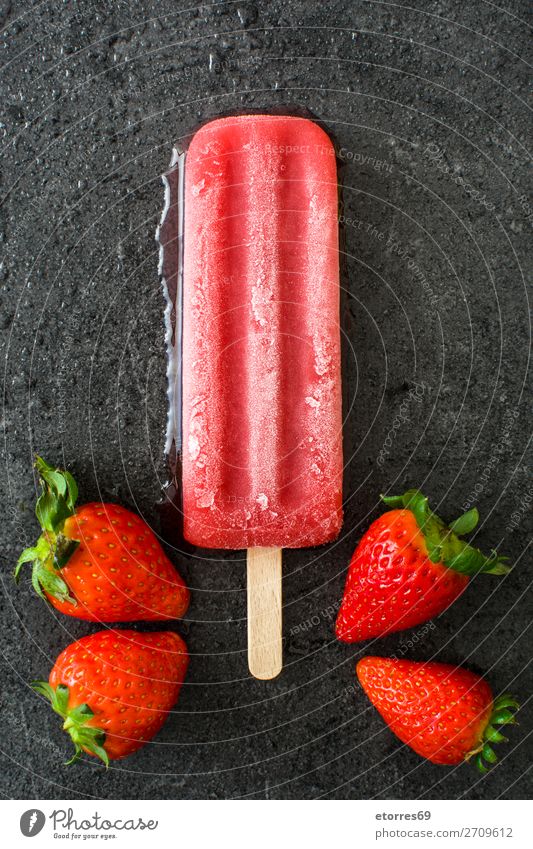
181, 115, 343, 548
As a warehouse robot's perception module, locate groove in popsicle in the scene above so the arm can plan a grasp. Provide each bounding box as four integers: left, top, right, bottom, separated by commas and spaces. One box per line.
244, 122, 283, 524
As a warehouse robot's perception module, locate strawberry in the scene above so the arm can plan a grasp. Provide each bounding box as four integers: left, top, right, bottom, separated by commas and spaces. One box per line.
15, 457, 189, 621
32, 629, 189, 764
336, 489, 508, 642
356, 656, 519, 771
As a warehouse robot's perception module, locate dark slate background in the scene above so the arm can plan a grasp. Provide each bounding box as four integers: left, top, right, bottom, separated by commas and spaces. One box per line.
1, 0, 531, 801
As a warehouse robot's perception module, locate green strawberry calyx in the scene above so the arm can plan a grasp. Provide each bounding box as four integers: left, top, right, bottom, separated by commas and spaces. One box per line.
381, 489, 510, 577
14, 457, 80, 605
31, 680, 109, 767
468, 693, 520, 773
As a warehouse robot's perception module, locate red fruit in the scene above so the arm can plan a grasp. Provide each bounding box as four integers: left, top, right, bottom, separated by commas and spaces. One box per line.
357, 657, 519, 771
15, 457, 189, 621
32, 629, 189, 763
336, 490, 508, 642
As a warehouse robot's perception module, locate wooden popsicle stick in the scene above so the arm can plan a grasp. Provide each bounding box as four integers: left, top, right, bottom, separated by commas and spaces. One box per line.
247, 547, 283, 680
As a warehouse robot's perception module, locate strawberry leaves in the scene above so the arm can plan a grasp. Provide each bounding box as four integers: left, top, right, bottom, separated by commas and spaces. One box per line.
53, 536, 80, 570
31, 681, 109, 767
34, 456, 78, 533
14, 457, 80, 605
471, 693, 520, 773
449, 508, 479, 536
381, 489, 510, 577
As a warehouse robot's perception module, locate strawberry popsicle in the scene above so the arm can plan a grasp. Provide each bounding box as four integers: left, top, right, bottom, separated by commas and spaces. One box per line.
182, 114, 343, 550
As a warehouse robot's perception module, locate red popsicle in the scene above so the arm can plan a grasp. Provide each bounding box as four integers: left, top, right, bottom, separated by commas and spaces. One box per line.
181, 114, 343, 677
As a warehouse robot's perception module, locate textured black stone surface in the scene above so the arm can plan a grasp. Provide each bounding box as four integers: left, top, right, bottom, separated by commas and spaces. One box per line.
1, 0, 531, 800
